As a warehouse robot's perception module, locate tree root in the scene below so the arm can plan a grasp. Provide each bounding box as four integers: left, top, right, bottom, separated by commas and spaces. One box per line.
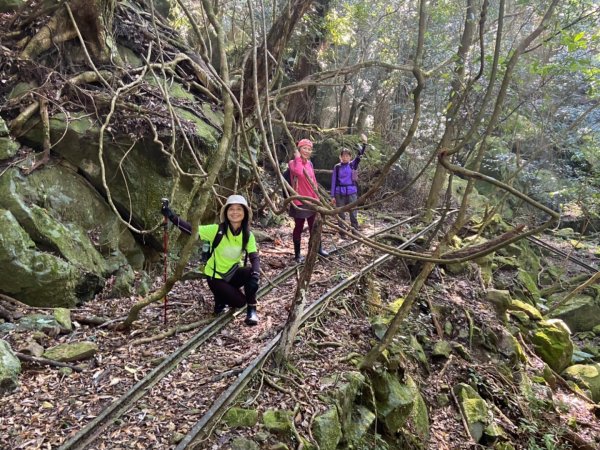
130, 317, 213, 345
22, 95, 50, 174
16, 352, 83, 372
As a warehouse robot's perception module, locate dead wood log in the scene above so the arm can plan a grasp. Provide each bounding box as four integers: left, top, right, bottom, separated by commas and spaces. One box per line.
441, 224, 526, 260
16, 352, 84, 372
130, 317, 213, 345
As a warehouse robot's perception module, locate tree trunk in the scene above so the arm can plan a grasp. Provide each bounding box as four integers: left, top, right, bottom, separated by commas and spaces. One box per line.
21, 0, 121, 65
274, 215, 323, 367
423, 0, 477, 219
241, 0, 315, 115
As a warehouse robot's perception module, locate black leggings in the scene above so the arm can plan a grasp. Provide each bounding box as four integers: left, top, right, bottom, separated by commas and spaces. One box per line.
206, 267, 257, 308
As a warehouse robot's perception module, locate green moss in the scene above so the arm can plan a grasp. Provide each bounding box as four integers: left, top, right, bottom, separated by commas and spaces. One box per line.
43, 341, 98, 362
312, 408, 342, 450
262, 409, 293, 435
223, 407, 259, 428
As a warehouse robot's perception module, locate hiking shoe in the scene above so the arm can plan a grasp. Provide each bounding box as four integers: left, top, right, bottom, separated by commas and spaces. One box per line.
213, 303, 227, 315
245, 305, 258, 326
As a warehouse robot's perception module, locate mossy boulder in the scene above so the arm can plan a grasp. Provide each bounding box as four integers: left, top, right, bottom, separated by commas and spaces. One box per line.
404, 376, 429, 440
453, 383, 490, 442
0, 209, 98, 307
0, 339, 21, 394
508, 299, 542, 320
497, 330, 526, 364
450, 177, 489, 214
549, 294, 600, 332
327, 371, 365, 431
53, 308, 72, 332
433, 340, 453, 358
517, 269, 540, 301
343, 405, 376, 447
372, 370, 415, 434
311, 407, 342, 450
18, 314, 61, 336
230, 437, 260, 450
222, 407, 259, 428
262, 409, 293, 435
486, 289, 512, 320
0, 136, 19, 160
43, 341, 98, 362
530, 320, 573, 372
562, 363, 600, 402
0, 166, 143, 270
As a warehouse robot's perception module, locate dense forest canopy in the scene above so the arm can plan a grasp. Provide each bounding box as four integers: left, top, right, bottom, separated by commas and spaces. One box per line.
0, 0, 600, 448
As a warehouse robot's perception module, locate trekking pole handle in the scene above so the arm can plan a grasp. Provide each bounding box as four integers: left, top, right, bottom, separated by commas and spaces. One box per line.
161, 198, 169, 208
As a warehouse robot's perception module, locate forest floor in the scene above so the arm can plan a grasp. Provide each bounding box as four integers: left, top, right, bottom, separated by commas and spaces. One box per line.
1, 208, 600, 450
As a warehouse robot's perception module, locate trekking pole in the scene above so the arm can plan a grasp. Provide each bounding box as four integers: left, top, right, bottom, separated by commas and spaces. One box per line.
161, 198, 169, 326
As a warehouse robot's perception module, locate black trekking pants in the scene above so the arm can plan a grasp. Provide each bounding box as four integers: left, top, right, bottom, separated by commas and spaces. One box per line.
206, 267, 258, 308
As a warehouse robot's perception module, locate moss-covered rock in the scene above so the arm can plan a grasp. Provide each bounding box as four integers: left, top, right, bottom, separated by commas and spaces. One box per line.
0, 137, 19, 160
372, 370, 415, 434
0, 339, 21, 394
327, 371, 365, 432
508, 299, 542, 320
549, 294, 600, 332
453, 383, 490, 442
432, 340, 453, 358
262, 409, 293, 435
497, 329, 526, 364
343, 405, 376, 447
0, 209, 97, 307
562, 363, 600, 402
517, 269, 541, 301
530, 320, 573, 372
404, 376, 429, 440
43, 341, 98, 362
222, 407, 259, 428
18, 314, 61, 335
311, 407, 342, 450
53, 308, 72, 332
486, 289, 512, 321
0, 166, 143, 270
230, 437, 260, 450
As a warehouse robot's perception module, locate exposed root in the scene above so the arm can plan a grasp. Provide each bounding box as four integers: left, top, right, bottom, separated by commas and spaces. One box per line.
130, 317, 213, 345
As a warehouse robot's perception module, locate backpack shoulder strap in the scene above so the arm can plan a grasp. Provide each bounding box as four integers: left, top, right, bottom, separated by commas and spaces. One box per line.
210, 223, 227, 279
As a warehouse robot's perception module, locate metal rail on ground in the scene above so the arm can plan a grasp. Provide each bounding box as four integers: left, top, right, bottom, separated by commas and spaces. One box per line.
526, 235, 597, 274
58, 214, 421, 450
176, 218, 443, 449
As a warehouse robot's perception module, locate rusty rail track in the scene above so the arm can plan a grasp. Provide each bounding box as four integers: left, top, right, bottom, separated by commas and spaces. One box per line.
58, 214, 422, 450
526, 235, 597, 274
176, 217, 444, 449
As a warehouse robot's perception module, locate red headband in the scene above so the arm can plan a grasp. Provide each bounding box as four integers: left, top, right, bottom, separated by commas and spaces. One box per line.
297, 139, 313, 149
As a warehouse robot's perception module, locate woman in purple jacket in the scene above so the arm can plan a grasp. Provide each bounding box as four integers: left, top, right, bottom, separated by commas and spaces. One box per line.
331, 134, 368, 235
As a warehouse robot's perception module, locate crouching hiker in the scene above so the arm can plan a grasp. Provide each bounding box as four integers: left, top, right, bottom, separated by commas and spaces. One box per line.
331, 133, 368, 236
161, 195, 260, 326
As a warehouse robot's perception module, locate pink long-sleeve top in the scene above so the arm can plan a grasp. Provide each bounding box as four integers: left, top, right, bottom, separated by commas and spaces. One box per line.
288, 156, 318, 206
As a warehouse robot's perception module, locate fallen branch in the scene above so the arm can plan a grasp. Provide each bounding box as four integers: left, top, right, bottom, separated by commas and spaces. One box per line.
130, 317, 213, 345
540, 273, 589, 298
546, 271, 600, 315
16, 352, 83, 372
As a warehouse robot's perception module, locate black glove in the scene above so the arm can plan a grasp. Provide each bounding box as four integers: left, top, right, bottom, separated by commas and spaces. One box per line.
161, 205, 175, 220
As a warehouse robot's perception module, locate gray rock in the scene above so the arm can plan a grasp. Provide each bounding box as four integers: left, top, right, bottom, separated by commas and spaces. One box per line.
43, 341, 98, 362
0, 339, 21, 394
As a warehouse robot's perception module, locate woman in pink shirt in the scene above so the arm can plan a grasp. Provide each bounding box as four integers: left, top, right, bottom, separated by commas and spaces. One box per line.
288, 139, 329, 263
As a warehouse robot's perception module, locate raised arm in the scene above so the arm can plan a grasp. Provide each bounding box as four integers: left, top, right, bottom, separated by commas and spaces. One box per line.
160, 205, 193, 235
